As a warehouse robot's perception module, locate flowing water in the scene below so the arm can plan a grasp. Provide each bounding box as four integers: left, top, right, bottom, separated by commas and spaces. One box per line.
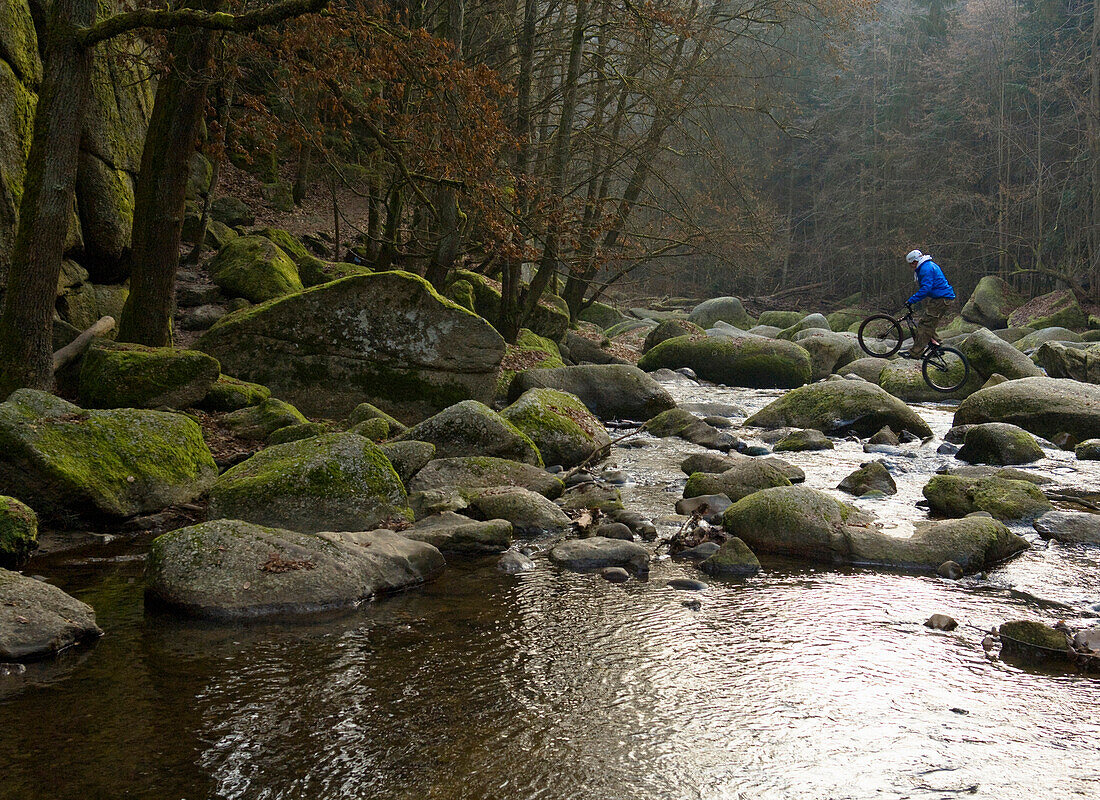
3, 377, 1099, 800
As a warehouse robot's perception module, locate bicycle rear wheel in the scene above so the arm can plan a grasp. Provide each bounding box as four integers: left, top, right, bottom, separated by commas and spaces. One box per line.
922, 345, 970, 393
857, 315, 903, 357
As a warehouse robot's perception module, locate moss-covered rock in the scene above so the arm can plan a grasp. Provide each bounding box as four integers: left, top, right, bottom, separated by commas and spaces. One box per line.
638, 335, 812, 389
0, 30, 38, 284
450, 269, 569, 341
508, 364, 675, 421
791, 330, 861, 380
209, 235, 304, 303
1007, 289, 1087, 331
998, 620, 1071, 664
210, 196, 254, 227
146, 521, 443, 619
197, 375, 271, 412
837, 461, 896, 495
0, 495, 37, 568
956, 423, 1044, 465
757, 310, 806, 329
0, 389, 217, 520
776, 313, 831, 340
407, 456, 563, 499
699, 537, 760, 576
197, 272, 506, 420
393, 399, 541, 465
774, 428, 833, 452
688, 296, 754, 329
642, 407, 738, 451
221, 398, 308, 440
266, 422, 332, 446
256, 227, 370, 287
1076, 439, 1100, 460
380, 440, 436, 484
745, 380, 933, 438
960, 276, 1025, 329
402, 511, 512, 554
501, 388, 610, 469
877, 356, 982, 402
348, 418, 390, 441
57, 281, 130, 331
78, 341, 220, 409
922, 474, 1052, 520
1014, 326, 1083, 351
959, 327, 1043, 381
1, 568, 101, 660
556, 481, 624, 512
683, 460, 792, 500
467, 486, 571, 535
839, 357, 891, 383
953, 376, 1100, 442
1034, 341, 1100, 384
347, 402, 408, 434
578, 300, 627, 329
208, 433, 409, 533
826, 309, 869, 332
643, 318, 704, 353
496, 328, 565, 399
446, 279, 476, 311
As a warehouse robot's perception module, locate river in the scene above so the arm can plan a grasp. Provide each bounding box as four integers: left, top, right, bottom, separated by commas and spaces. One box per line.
2, 376, 1098, 799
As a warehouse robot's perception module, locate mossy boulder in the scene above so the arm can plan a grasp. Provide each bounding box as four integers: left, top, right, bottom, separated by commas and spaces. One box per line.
953, 377, 1100, 443
393, 400, 542, 465
688, 296, 754, 329
496, 328, 565, 399
774, 429, 833, 452
146, 521, 443, 619
638, 335, 812, 389
0, 17, 39, 282
221, 398, 307, 440
1014, 326, 1083, 351
605, 318, 656, 339
266, 422, 333, 445
826, 309, 868, 332
1034, 341, 1100, 384
57, 282, 130, 331
508, 364, 675, 421
854, 517, 1028, 573
776, 313, 831, 340
684, 460, 792, 501
501, 388, 610, 469
680, 452, 805, 484
467, 486, 572, 535
956, 423, 1044, 465
0, 390, 216, 520
578, 301, 627, 329
209, 235, 304, 303
0, 495, 37, 568
557, 482, 624, 512
255, 227, 366, 287
922, 474, 1052, 521
210, 196, 254, 227
1007, 289, 1087, 331
642, 407, 738, 451
959, 327, 1043, 380
791, 330, 861, 380
197, 272, 506, 420
347, 402, 408, 435
998, 620, 1072, 664
78, 342, 220, 409
402, 512, 512, 554
745, 380, 933, 438
643, 318, 704, 353
757, 310, 806, 329
208, 433, 410, 533
450, 269, 569, 341
549, 537, 650, 574
877, 356, 981, 402
839, 357, 891, 383
1076, 439, 1100, 460
837, 461, 897, 495
960, 276, 1025, 329
1, 568, 101, 660
699, 537, 760, 577
407, 457, 563, 499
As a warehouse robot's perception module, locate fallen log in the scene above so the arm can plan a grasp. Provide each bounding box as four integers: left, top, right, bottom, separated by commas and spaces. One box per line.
52, 316, 116, 372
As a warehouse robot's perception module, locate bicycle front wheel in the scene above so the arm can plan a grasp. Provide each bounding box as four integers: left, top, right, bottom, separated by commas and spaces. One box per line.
922, 346, 970, 393
857, 315, 903, 358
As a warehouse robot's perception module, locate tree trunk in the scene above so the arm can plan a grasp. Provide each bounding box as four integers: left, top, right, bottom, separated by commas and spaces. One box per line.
185, 79, 233, 265
0, 0, 95, 395
118, 0, 220, 346
293, 141, 312, 205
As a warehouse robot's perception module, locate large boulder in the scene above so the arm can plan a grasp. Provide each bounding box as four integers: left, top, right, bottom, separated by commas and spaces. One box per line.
744, 380, 932, 438
393, 400, 542, 466
826, 309, 869, 333
688, 296, 753, 329
1034, 342, 1100, 384
679, 452, 805, 484
467, 486, 572, 535
0, 495, 37, 568
643, 318, 703, 353
208, 433, 410, 532
757, 310, 807, 329
792, 330, 861, 380
1007, 289, 1087, 331
956, 423, 1044, 465
197, 375, 270, 412
220, 398, 307, 440
922, 474, 1052, 521
0, 0, 39, 284
407, 457, 563, 499
683, 460, 792, 501
507, 365, 675, 421
638, 335, 812, 389
960, 276, 1025, 329
722, 486, 1026, 572
197, 272, 506, 420
1033, 511, 1100, 545
959, 328, 1043, 381
146, 521, 444, 619
839, 357, 891, 383
1014, 327, 1083, 352
496, 328, 564, 398
643, 407, 738, 451
837, 461, 897, 495
1, 569, 101, 660
78, 342, 220, 409
379, 440, 435, 484
877, 357, 981, 402
578, 301, 627, 330
1077, 439, 1100, 460
256, 228, 369, 287
0, 390, 216, 520
402, 512, 512, 554
776, 313, 831, 340
501, 388, 610, 469
449, 269, 569, 341
953, 377, 1100, 443
209, 235, 304, 303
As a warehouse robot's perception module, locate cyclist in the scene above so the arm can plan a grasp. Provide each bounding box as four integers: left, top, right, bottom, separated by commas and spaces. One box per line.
904, 249, 956, 358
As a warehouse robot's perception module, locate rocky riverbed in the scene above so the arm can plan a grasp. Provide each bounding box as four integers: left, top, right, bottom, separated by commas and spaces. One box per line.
2, 375, 1098, 800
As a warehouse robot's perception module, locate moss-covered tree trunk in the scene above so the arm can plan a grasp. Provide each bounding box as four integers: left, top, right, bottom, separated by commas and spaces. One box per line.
119, 0, 220, 346
0, 0, 95, 396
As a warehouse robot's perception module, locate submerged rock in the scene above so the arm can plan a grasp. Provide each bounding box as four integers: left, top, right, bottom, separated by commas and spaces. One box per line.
497, 550, 536, 573
146, 521, 444, 619
550, 537, 650, 574
955, 423, 1044, 466
0, 390, 217, 520
0, 569, 101, 661
508, 365, 675, 422
208, 433, 409, 533
998, 620, 1072, 664
744, 380, 932, 438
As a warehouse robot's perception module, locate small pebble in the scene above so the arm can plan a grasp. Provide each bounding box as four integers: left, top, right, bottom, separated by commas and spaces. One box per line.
924, 614, 958, 631
667, 578, 708, 591
601, 567, 631, 583
595, 522, 634, 541
937, 442, 959, 455
937, 560, 964, 580
682, 599, 702, 610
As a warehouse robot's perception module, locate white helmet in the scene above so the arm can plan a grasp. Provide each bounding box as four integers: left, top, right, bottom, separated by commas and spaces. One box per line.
906, 249, 923, 264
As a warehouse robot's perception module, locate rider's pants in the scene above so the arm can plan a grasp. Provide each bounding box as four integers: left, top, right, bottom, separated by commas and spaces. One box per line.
912, 297, 952, 353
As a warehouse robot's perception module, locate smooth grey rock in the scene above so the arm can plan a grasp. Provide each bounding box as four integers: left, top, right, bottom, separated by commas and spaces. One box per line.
408, 457, 563, 499
600, 567, 631, 583
507, 365, 675, 421
673, 542, 722, 561
1033, 511, 1100, 545
0, 570, 101, 660
468, 487, 572, 535
550, 537, 650, 574
497, 550, 536, 573
403, 512, 512, 554
595, 522, 634, 541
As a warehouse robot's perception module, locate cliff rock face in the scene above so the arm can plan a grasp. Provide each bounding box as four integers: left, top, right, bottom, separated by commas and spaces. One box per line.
0, 0, 153, 289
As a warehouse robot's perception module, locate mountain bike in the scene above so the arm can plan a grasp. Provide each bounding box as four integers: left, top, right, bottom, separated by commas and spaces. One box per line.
857, 304, 971, 393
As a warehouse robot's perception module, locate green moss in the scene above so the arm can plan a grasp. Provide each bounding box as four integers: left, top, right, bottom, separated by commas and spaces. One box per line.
922, 474, 1052, 520
757, 310, 806, 328
999, 620, 1069, 651
578, 301, 625, 329
78, 342, 221, 409
0, 495, 37, 567
349, 418, 390, 442
496, 328, 566, 398
210, 235, 304, 303
447, 279, 476, 311
266, 422, 332, 445
347, 402, 407, 433
639, 335, 811, 388
197, 375, 271, 412
222, 398, 308, 440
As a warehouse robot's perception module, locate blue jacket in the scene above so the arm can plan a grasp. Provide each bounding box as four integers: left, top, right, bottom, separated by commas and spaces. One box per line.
907, 259, 956, 305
